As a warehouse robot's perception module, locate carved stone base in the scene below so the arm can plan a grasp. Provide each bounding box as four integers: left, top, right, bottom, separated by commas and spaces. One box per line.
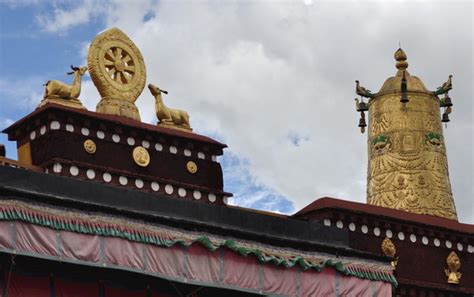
157, 122, 193, 133
96, 98, 141, 121
38, 97, 87, 110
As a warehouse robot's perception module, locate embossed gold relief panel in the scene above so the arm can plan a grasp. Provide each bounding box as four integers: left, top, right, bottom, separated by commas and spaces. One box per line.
369, 95, 442, 134
367, 129, 455, 219
368, 152, 450, 174
368, 171, 452, 195
366, 92, 456, 220
359, 48, 457, 220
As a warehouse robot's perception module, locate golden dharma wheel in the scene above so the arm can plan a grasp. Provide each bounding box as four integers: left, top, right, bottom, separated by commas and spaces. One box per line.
88, 28, 146, 121
99, 42, 140, 92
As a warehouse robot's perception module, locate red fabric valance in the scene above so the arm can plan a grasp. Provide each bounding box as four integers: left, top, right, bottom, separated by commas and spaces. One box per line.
0, 221, 392, 296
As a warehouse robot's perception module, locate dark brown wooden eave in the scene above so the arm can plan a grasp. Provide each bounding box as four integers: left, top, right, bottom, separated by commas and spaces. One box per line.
0, 166, 390, 263
294, 197, 474, 235
3, 103, 227, 149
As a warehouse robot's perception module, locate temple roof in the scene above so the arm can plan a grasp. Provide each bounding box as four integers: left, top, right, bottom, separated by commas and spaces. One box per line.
0, 165, 397, 289
294, 197, 474, 235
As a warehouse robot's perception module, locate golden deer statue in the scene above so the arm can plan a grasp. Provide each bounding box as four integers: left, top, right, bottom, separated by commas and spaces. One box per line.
44, 65, 88, 100
148, 84, 191, 131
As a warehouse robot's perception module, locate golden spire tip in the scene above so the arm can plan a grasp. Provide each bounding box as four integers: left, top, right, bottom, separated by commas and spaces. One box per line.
394, 48, 408, 70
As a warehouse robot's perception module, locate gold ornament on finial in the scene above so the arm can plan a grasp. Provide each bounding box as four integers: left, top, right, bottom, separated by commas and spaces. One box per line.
363, 49, 458, 220
88, 28, 146, 121
133, 146, 150, 167
83, 139, 97, 154
38, 65, 88, 110
445, 251, 462, 284
394, 48, 408, 71
381, 237, 398, 268
186, 161, 198, 174
148, 84, 193, 132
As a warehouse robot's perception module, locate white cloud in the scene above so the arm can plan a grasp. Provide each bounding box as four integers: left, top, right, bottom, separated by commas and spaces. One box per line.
0, 78, 44, 109
0, 118, 14, 128
34, 1, 473, 223
35, 0, 156, 34
36, 0, 101, 33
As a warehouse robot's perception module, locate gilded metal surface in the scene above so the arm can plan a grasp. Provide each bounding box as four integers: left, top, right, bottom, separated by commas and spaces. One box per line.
133, 146, 150, 167
38, 65, 87, 110
381, 237, 396, 257
378, 49, 429, 96
186, 161, 198, 174
365, 49, 457, 220
445, 251, 462, 284
148, 84, 193, 132
38, 98, 86, 110
381, 237, 398, 268
394, 48, 408, 70
88, 28, 146, 121
83, 139, 96, 154
17, 143, 32, 166
377, 73, 429, 95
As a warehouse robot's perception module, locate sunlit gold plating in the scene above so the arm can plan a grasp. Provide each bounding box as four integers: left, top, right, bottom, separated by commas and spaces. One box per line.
186, 161, 198, 174
133, 146, 150, 167
83, 139, 97, 154
445, 251, 462, 284
88, 28, 146, 121
366, 49, 457, 220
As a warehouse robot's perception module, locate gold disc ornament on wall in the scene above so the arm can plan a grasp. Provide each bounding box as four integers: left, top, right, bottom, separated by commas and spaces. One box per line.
186, 161, 198, 174
132, 146, 150, 167
88, 28, 146, 121
83, 139, 97, 154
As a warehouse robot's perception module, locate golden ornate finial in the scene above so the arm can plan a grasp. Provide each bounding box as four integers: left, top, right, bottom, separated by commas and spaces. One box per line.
445, 251, 462, 284
148, 84, 192, 132
394, 48, 408, 70
364, 49, 458, 220
381, 237, 398, 268
38, 65, 88, 110
88, 28, 146, 121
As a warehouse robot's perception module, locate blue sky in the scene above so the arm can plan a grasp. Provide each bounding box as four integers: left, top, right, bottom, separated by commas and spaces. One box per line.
0, 1, 295, 214
0, 3, 101, 155
0, 1, 472, 222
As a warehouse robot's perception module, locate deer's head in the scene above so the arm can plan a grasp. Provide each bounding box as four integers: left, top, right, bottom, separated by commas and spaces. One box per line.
67, 65, 88, 76
148, 84, 168, 96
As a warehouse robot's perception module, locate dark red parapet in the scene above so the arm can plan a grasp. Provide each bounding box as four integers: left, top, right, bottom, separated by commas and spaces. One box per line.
4, 103, 227, 148
294, 197, 474, 296
3, 103, 231, 204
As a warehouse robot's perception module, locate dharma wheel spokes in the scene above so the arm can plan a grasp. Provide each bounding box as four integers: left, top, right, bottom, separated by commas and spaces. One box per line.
103, 46, 136, 85
88, 27, 146, 121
